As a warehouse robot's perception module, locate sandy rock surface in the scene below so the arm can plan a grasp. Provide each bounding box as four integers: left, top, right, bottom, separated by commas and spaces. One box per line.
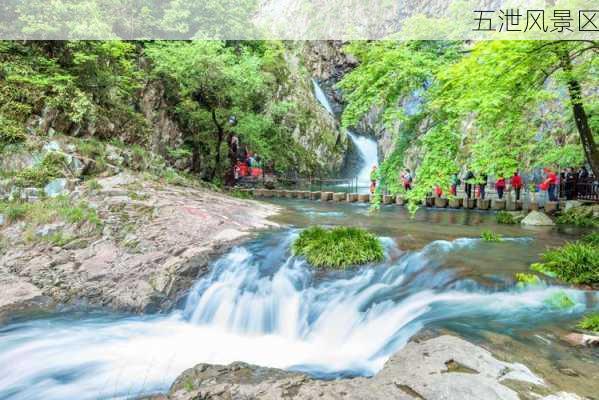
0, 173, 280, 321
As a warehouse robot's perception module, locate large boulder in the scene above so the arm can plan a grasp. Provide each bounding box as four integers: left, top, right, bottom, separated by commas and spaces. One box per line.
156, 335, 576, 400
521, 211, 555, 226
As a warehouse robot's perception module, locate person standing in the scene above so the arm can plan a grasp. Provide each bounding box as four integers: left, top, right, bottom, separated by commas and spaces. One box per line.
479, 174, 488, 200
370, 165, 378, 194
564, 167, 577, 200
402, 169, 413, 191
463, 169, 474, 199
495, 175, 506, 199
450, 173, 460, 196
510, 171, 523, 201
543, 168, 558, 202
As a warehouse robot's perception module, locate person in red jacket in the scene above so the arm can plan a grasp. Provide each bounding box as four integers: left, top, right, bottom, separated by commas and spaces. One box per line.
543, 168, 558, 202
495, 176, 506, 199
510, 171, 523, 201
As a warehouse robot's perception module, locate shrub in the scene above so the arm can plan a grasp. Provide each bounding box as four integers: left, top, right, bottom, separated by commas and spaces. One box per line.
577, 313, 599, 333
496, 211, 516, 224
0, 115, 26, 150
481, 230, 503, 242
556, 207, 599, 228
229, 189, 252, 199
533, 242, 599, 285
293, 226, 384, 269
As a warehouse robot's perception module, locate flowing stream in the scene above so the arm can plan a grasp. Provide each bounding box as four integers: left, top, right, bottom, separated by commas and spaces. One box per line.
1, 201, 598, 400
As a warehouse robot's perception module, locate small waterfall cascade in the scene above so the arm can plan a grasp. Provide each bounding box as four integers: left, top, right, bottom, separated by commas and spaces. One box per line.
311, 78, 334, 115
346, 131, 379, 190
0, 232, 591, 400
311, 79, 379, 191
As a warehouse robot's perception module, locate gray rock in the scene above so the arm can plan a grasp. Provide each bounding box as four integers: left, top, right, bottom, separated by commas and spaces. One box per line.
0, 214, 5, 227
43, 141, 61, 152
20, 187, 39, 201
161, 335, 577, 400
36, 223, 64, 237
564, 200, 583, 213
44, 178, 68, 197
521, 211, 555, 226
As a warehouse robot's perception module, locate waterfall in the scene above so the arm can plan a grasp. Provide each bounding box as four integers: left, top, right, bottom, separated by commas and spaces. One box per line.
311, 79, 334, 115
311, 79, 378, 191
347, 131, 379, 190
0, 232, 590, 400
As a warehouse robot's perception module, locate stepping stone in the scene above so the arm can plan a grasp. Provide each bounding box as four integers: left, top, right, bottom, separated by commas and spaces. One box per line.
434, 197, 448, 208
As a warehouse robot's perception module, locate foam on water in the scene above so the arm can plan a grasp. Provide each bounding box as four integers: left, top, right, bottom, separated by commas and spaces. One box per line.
0, 233, 593, 400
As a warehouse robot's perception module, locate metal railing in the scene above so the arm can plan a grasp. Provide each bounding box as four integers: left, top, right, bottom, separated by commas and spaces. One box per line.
560, 179, 599, 202
276, 177, 361, 193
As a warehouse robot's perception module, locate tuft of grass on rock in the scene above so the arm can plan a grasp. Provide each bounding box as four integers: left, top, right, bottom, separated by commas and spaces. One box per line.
580, 232, 599, 247
577, 313, 599, 333
293, 226, 384, 269
0, 195, 102, 229
532, 242, 598, 286
481, 230, 503, 242
14, 152, 67, 188
556, 207, 599, 228
496, 211, 516, 225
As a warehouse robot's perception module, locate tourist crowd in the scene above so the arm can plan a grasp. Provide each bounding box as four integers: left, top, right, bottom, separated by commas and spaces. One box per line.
369, 164, 595, 202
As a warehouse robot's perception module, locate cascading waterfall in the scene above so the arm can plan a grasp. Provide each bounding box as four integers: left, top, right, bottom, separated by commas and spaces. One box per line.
346, 131, 379, 190
311, 79, 378, 192
0, 231, 593, 400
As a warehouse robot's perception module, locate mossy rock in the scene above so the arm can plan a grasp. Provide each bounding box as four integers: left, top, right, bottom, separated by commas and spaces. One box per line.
293, 226, 384, 269
514, 272, 541, 288
544, 291, 576, 309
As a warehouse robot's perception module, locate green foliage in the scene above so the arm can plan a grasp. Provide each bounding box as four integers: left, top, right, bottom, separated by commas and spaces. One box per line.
340, 39, 598, 211
577, 313, 599, 333
229, 189, 252, 199
556, 207, 599, 228
533, 242, 599, 285
481, 230, 503, 242
496, 211, 516, 225
0, 195, 101, 229
514, 272, 541, 287
0, 114, 26, 150
580, 232, 599, 247
14, 152, 67, 187
293, 226, 384, 269
544, 291, 576, 309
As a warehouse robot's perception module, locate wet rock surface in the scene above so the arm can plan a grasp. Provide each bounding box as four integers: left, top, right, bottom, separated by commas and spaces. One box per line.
147, 335, 581, 400
0, 173, 280, 321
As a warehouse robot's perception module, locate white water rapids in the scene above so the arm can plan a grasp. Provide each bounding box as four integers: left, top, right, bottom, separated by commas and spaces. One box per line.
0, 232, 593, 400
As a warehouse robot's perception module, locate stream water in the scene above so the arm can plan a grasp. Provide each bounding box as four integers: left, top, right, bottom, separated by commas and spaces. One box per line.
1, 199, 598, 400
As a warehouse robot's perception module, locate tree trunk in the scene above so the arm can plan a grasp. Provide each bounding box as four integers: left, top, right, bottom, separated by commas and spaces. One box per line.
210, 108, 225, 181
560, 52, 599, 178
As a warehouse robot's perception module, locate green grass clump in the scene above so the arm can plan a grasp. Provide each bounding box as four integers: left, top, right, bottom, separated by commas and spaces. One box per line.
293, 226, 384, 269
0, 195, 102, 229
0, 115, 26, 150
14, 152, 67, 187
515, 272, 541, 287
544, 291, 576, 309
556, 207, 599, 228
496, 211, 516, 224
580, 232, 599, 247
577, 313, 599, 333
533, 242, 599, 285
481, 230, 503, 242
229, 189, 252, 199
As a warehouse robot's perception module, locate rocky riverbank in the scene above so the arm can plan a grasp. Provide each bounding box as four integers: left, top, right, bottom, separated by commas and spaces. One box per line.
0, 172, 280, 323
142, 335, 584, 400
